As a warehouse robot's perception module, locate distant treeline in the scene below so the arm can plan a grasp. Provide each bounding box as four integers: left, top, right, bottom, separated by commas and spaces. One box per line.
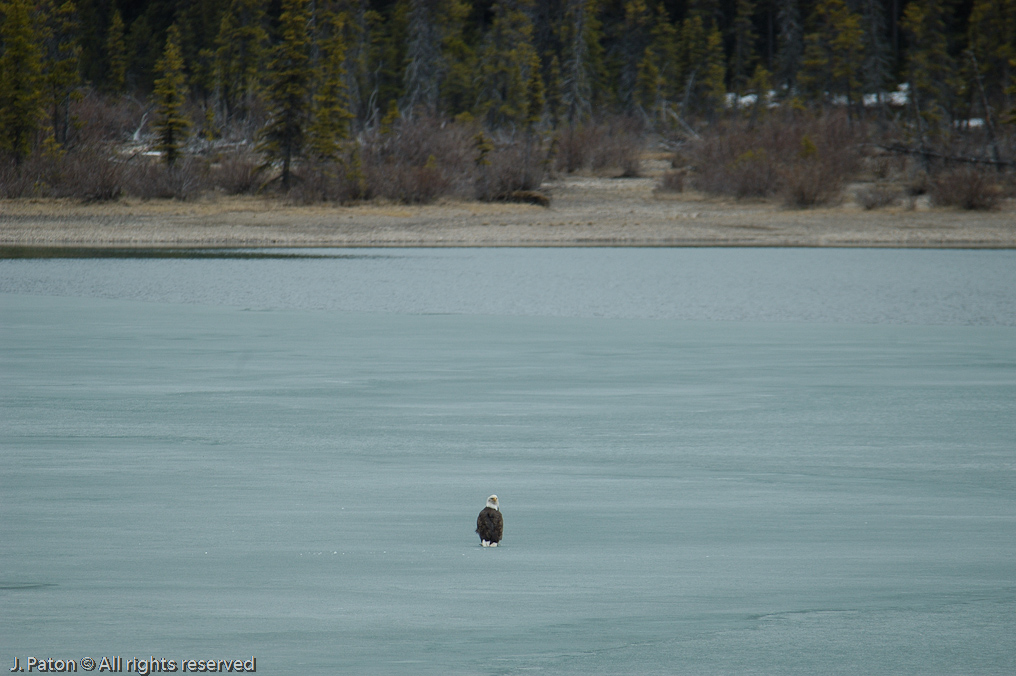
0, 0, 1014, 199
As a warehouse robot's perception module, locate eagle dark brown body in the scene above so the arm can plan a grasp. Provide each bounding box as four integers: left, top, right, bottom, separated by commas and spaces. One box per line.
476, 495, 503, 547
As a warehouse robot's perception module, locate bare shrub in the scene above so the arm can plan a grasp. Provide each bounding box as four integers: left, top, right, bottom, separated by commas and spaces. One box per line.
780, 133, 858, 207
555, 117, 644, 176
690, 113, 860, 206
591, 117, 644, 177
366, 159, 453, 204
855, 184, 901, 210
52, 148, 126, 202
71, 92, 148, 146
285, 162, 357, 204
690, 126, 784, 198
655, 169, 685, 193
555, 124, 603, 173
476, 140, 548, 202
0, 155, 58, 198
929, 167, 1003, 210
125, 158, 206, 200
357, 116, 475, 203
211, 151, 265, 195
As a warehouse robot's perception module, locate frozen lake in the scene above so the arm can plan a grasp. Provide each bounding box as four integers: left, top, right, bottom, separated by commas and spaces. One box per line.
2, 248, 1015, 675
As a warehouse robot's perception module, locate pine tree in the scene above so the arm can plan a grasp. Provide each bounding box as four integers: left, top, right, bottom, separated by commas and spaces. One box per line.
858, 0, 891, 106
106, 7, 127, 93
729, 0, 758, 96
475, 0, 540, 130
401, 0, 442, 116
647, 2, 679, 107
365, 2, 407, 125
308, 8, 353, 160
636, 45, 661, 113
545, 53, 564, 125
618, 0, 651, 110
901, 0, 960, 130
524, 49, 545, 129
967, 0, 1016, 112
39, 0, 82, 149
214, 0, 268, 132
258, 0, 312, 189
775, 0, 803, 94
560, 0, 603, 125
153, 24, 190, 166
676, 12, 724, 120
700, 20, 727, 120
798, 0, 864, 110
436, 0, 474, 117
0, 0, 45, 165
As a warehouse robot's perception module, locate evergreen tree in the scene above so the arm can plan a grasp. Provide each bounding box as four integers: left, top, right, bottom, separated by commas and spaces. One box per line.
106, 7, 127, 93
308, 8, 353, 160
176, 0, 228, 104
39, 0, 82, 148
545, 53, 564, 125
647, 2, 679, 107
364, 2, 408, 125
436, 0, 474, 117
729, 0, 758, 96
775, 0, 803, 93
153, 24, 190, 166
524, 48, 545, 129
402, 0, 442, 116
676, 12, 724, 120
475, 0, 540, 130
0, 0, 44, 165
560, 0, 603, 124
858, 0, 891, 105
700, 20, 727, 120
635, 45, 661, 114
901, 0, 960, 130
966, 0, 1015, 111
258, 0, 312, 189
617, 0, 651, 110
214, 0, 268, 132
798, 0, 864, 110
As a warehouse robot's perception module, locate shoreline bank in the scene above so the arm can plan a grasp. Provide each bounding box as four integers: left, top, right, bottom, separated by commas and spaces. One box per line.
2, 176, 1014, 250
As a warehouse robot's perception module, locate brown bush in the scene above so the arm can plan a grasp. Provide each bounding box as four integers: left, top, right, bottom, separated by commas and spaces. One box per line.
476, 140, 548, 202
125, 158, 206, 201
70, 92, 148, 147
855, 184, 902, 210
285, 162, 358, 204
690, 114, 860, 206
555, 117, 644, 176
360, 116, 474, 203
655, 170, 685, 193
0, 155, 58, 198
211, 151, 265, 195
555, 124, 602, 173
929, 166, 1004, 210
52, 148, 126, 202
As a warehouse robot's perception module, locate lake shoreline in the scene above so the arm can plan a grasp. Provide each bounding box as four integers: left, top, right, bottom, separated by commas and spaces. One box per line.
3, 175, 1014, 250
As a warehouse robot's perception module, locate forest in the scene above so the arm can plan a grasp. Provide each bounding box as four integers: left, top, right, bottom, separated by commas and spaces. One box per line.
0, 0, 1013, 208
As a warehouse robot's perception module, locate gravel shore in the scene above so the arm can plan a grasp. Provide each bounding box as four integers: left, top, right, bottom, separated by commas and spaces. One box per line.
2, 173, 1014, 249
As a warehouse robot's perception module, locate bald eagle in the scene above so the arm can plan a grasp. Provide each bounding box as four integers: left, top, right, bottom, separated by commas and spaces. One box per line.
476, 495, 503, 547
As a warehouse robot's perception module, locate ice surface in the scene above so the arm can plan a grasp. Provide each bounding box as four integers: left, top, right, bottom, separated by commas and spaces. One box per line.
1, 249, 1014, 674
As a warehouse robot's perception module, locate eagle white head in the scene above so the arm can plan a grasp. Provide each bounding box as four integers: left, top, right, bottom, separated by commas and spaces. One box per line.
486, 495, 499, 511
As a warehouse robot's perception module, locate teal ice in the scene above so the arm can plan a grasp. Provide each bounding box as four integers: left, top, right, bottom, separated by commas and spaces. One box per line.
1, 248, 1014, 674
